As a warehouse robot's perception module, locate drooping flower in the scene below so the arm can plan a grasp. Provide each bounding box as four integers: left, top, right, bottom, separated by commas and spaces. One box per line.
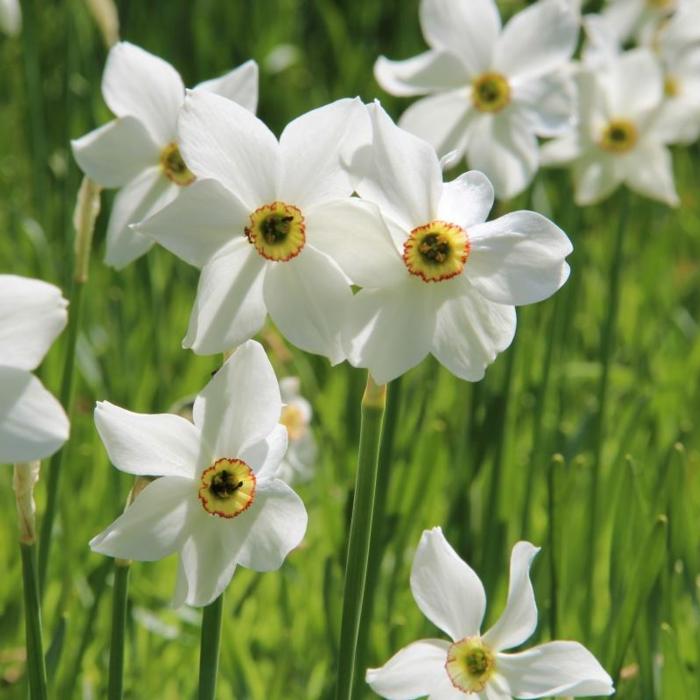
0, 275, 69, 463
135, 91, 376, 362
318, 103, 570, 384
90, 340, 307, 607
71, 41, 259, 268
366, 528, 614, 699
374, 0, 579, 199
277, 377, 316, 484
541, 48, 680, 205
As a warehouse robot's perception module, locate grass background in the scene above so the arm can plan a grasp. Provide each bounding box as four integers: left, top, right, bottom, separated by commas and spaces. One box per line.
1, 0, 700, 697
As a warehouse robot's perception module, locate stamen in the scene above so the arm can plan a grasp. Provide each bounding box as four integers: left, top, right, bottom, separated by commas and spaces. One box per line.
599, 119, 639, 154
403, 220, 470, 283
445, 637, 496, 693
471, 72, 511, 113
245, 201, 306, 261
198, 458, 256, 519
664, 75, 680, 97
160, 142, 196, 186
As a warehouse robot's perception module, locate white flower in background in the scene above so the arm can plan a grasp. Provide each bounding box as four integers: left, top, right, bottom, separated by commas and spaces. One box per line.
278, 377, 316, 484
541, 49, 679, 206
366, 528, 614, 699
320, 104, 570, 385
135, 92, 374, 362
71, 41, 258, 269
0, 0, 20, 36
374, 0, 578, 199
90, 340, 307, 607
599, 0, 681, 44
0, 275, 69, 463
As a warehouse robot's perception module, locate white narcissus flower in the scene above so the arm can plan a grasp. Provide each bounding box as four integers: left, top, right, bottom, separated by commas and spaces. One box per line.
599, 0, 681, 45
0, 0, 20, 36
541, 49, 680, 206
278, 377, 316, 484
135, 92, 376, 363
71, 41, 258, 269
366, 528, 614, 699
374, 0, 579, 200
0, 275, 69, 463
321, 104, 571, 385
90, 340, 307, 607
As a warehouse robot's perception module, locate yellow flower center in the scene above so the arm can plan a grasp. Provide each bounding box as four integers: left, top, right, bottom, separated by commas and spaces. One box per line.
647, 0, 674, 9
160, 142, 196, 186
472, 72, 511, 113
664, 75, 680, 97
403, 220, 470, 283
599, 119, 639, 154
245, 201, 306, 261
198, 458, 256, 519
445, 637, 496, 694
281, 404, 307, 442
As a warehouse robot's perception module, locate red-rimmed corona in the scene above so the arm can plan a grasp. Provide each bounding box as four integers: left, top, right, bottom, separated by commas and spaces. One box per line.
403, 220, 470, 283
245, 201, 306, 261
198, 457, 256, 518
445, 636, 495, 693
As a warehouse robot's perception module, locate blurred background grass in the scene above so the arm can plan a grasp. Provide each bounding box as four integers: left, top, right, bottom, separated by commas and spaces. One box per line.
1, 0, 700, 698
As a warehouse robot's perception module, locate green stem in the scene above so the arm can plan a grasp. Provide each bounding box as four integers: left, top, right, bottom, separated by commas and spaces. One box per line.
108, 562, 131, 700
335, 374, 387, 700
547, 454, 564, 639
198, 592, 225, 700
21, 543, 48, 700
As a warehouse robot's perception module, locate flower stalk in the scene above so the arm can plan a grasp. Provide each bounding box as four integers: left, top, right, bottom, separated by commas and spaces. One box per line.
198, 593, 224, 700
108, 561, 130, 700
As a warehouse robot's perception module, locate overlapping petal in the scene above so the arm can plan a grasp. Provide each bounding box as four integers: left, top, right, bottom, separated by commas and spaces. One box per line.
572, 154, 622, 206
374, 50, 468, 97
606, 49, 663, 118
437, 171, 494, 230
513, 72, 576, 138
239, 424, 288, 481
194, 59, 259, 112
624, 143, 679, 207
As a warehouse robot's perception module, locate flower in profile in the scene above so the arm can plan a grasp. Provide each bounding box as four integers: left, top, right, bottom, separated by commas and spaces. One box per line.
71, 41, 258, 268
323, 104, 570, 384
374, 0, 578, 199
541, 48, 679, 206
278, 377, 316, 484
135, 92, 374, 362
89, 340, 307, 607
366, 528, 614, 699
0, 275, 69, 463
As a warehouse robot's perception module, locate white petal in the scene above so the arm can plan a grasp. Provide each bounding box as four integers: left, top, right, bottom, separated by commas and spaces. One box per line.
263, 245, 351, 364
429, 675, 480, 700
183, 239, 267, 355
178, 90, 278, 210
398, 90, 473, 160
572, 153, 622, 206
651, 96, 700, 146
419, 0, 500, 76
93, 401, 203, 478
466, 113, 538, 201
494, 0, 578, 80
193, 340, 282, 458
0, 0, 21, 36
71, 117, 160, 188
431, 280, 516, 381
512, 72, 576, 138
467, 211, 572, 306
104, 167, 174, 269
304, 198, 405, 288
194, 59, 259, 113
607, 49, 663, 118
343, 279, 435, 385
238, 424, 288, 480
366, 639, 450, 699
134, 178, 248, 268
497, 641, 614, 698
374, 50, 468, 97
231, 478, 307, 570
102, 41, 184, 145
539, 132, 581, 166
483, 542, 540, 652
410, 527, 486, 641
278, 98, 370, 208
0, 275, 67, 370
624, 143, 679, 207
437, 171, 494, 230
0, 367, 68, 463
89, 476, 194, 561
357, 102, 442, 231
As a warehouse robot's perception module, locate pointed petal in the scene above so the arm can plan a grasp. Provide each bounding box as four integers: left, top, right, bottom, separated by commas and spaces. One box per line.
0, 275, 67, 370
71, 117, 160, 188
366, 639, 450, 699
178, 89, 278, 209
494, 0, 577, 80
431, 280, 516, 381
497, 641, 614, 698
278, 98, 369, 208
624, 143, 679, 207
539, 132, 581, 166
89, 476, 193, 561
419, 0, 500, 75
94, 401, 203, 478
483, 542, 540, 651
429, 675, 479, 700
374, 50, 468, 97
343, 279, 435, 384
438, 171, 494, 230
410, 527, 486, 641
467, 211, 572, 306
572, 153, 621, 206
193, 340, 282, 458
239, 424, 288, 480
304, 198, 404, 288
194, 59, 259, 113
183, 239, 267, 355
134, 178, 248, 268
263, 245, 351, 364
607, 49, 663, 118
512, 72, 576, 138
0, 367, 68, 463
102, 41, 184, 145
